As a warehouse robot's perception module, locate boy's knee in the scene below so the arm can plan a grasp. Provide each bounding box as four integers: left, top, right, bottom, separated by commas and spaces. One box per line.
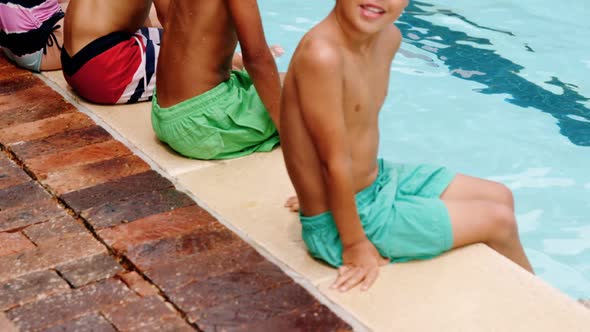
492, 181, 514, 209
487, 203, 518, 242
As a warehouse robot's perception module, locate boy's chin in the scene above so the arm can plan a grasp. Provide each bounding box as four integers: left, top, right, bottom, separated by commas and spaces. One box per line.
356, 20, 393, 34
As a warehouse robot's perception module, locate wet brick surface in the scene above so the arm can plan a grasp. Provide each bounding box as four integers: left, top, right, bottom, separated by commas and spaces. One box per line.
0, 232, 35, 257
118, 271, 160, 297
0, 270, 70, 311
57, 253, 124, 288
0, 181, 52, 210
42, 313, 117, 332
0, 232, 106, 283
62, 170, 173, 211
26, 140, 132, 177
0, 112, 94, 145
0, 199, 68, 232
5, 279, 138, 331
102, 296, 178, 331
0, 155, 29, 190
22, 214, 87, 244
0, 84, 75, 129
82, 187, 195, 229
0, 56, 351, 331
10, 125, 112, 161
43, 154, 151, 194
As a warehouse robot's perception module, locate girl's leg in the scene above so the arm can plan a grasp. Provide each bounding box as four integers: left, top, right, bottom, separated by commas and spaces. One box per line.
40, 18, 64, 71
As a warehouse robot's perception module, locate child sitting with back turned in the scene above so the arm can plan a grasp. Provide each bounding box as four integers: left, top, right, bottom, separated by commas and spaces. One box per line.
152, 0, 283, 160
280, 0, 533, 292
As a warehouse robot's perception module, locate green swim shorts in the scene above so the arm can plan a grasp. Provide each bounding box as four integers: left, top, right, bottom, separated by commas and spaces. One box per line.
300, 159, 456, 267
151, 70, 280, 160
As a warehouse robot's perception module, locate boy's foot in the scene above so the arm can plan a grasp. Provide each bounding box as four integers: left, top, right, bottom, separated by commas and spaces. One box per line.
232, 44, 285, 70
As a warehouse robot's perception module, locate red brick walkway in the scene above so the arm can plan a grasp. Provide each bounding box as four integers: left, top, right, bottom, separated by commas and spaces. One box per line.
0, 57, 351, 331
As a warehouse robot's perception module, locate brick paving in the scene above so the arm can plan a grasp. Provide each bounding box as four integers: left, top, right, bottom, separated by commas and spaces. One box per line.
0, 57, 351, 331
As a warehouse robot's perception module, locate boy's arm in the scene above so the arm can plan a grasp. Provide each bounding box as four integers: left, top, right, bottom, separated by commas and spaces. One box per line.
227, 0, 281, 128
294, 42, 387, 292
152, 0, 170, 27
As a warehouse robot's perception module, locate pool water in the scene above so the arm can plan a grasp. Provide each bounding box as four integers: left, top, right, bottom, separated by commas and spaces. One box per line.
259, 0, 590, 299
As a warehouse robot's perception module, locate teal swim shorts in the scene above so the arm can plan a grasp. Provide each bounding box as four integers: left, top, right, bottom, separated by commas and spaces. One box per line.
151, 70, 280, 160
300, 159, 456, 267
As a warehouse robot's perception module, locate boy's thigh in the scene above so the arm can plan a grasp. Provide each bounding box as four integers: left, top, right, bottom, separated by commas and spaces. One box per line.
443, 199, 513, 248
440, 173, 512, 204
374, 195, 453, 261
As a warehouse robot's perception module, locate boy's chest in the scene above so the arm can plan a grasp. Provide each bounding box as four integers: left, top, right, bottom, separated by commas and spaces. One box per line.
343, 60, 390, 118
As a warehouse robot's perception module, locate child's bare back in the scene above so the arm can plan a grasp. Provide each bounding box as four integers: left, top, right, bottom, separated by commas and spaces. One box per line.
64, 0, 161, 55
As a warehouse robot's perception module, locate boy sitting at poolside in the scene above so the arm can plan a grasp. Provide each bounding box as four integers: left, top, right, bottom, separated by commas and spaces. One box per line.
152, 0, 282, 160
61, 0, 169, 104
280, 0, 533, 292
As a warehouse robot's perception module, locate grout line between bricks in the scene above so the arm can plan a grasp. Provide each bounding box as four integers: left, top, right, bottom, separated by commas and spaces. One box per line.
0, 141, 202, 332
98, 312, 121, 332
36, 72, 367, 331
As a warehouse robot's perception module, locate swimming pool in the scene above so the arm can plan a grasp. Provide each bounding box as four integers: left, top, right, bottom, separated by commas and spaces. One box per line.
260, 0, 590, 299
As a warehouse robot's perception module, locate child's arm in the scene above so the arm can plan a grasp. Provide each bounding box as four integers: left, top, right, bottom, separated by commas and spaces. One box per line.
152, 0, 170, 27
294, 41, 388, 292
227, 0, 281, 128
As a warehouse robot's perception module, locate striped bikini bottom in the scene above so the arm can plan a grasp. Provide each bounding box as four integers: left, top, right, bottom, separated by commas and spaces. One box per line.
0, 9, 64, 72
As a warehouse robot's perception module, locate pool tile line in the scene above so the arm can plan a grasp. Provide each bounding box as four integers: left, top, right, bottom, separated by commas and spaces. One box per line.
0, 57, 353, 331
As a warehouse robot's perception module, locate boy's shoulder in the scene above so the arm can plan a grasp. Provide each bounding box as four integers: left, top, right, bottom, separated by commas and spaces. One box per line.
292, 31, 343, 74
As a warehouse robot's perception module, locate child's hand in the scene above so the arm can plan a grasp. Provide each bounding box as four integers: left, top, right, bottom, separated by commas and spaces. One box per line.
284, 196, 299, 212
332, 239, 389, 292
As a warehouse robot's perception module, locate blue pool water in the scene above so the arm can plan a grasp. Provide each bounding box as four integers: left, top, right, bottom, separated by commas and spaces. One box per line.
259, 1, 590, 298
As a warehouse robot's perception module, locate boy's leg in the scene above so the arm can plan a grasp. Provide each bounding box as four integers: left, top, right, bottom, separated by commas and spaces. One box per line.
441, 174, 514, 210
444, 199, 534, 273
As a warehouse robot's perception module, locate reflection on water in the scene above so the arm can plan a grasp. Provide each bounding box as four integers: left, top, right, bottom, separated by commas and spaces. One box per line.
397, 1, 590, 146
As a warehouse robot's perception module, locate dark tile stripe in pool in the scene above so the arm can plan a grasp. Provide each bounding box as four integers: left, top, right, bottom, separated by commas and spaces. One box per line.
397, 1, 590, 146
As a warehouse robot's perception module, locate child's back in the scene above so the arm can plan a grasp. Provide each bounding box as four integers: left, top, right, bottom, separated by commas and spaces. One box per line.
61, 0, 167, 104
157, 1, 246, 108
152, 0, 282, 160
63, 0, 156, 56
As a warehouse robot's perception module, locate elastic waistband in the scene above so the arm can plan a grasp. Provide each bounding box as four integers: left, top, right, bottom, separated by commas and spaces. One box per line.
61, 30, 134, 76
300, 159, 385, 230
152, 73, 238, 121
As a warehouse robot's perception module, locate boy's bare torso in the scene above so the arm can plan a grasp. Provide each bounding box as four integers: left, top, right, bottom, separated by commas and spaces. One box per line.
156, 0, 239, 107
64, 0, 153, 55
281, 15, 401, 217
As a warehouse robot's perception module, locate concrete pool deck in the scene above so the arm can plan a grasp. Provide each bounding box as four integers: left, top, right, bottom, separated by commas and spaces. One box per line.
1, 55, 589, 330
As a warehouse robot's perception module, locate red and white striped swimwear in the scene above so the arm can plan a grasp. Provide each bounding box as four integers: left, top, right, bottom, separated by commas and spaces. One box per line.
61, 27, 161, 104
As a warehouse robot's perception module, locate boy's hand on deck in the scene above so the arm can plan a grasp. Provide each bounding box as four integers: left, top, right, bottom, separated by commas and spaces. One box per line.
284, 196, 299, 212
332, 240, 389, 292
